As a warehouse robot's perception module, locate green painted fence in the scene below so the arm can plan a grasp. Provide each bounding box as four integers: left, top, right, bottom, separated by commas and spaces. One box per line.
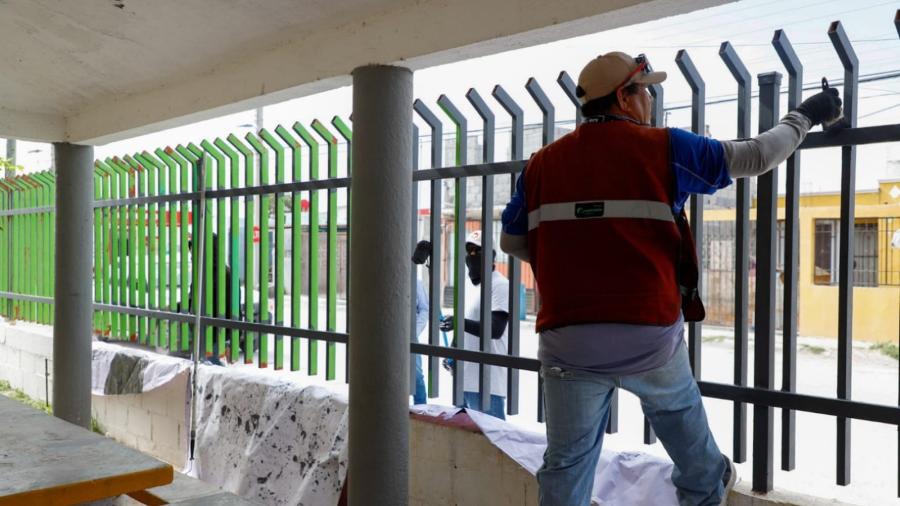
91, 120, 351, 375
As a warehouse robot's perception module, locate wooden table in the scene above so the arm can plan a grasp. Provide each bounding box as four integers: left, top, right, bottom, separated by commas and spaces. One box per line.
0, 394, 173, 506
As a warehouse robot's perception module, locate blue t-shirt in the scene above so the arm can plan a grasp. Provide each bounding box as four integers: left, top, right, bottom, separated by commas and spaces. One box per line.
502, 127, 731, 375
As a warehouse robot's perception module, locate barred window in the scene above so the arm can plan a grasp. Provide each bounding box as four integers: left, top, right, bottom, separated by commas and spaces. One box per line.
813, 219, 880, 287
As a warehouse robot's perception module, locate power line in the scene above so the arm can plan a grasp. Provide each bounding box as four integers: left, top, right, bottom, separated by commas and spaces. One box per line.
859, 102, 900, 119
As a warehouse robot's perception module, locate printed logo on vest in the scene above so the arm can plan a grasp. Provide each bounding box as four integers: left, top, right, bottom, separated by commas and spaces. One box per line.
575, 201, 605, 218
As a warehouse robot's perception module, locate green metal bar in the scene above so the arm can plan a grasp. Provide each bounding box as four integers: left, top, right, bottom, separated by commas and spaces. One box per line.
183, 144, 215, 357
192, 144, 215, 357
21, 178, 35, 321
93, 169, 103, 332
98, 160, 122, 339
38, 173, 51, 324
22, 177, 37, 322
260, 129, 286, 370
275, 125, 303, 372
215, 138, 242, 364
37, 173, 55, 325
135, 153, 159, 347
0, 182, 7, 319
125, 155, 148, 344
95, 161, 114, 337
332, 116, 352, 383
156, 149, 181, 350
111, 157, 136, 340
294, 122, 319, 375
227, 134, 255, 364
201, 139, 228, 360
167, 147, 192, 349
312, 120, 339, 381
9, 180, 18, 320
141, 151, 169, 348
246, 132, 270, 368
46, 173, 56, 325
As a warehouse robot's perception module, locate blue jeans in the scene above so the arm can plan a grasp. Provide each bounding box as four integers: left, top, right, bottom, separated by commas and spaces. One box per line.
463, 392, 506, 420
538, 343, 725, 506
413, 354, 427, 405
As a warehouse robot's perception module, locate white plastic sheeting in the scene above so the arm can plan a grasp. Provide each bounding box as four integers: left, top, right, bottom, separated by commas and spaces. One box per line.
186, 366, 348, 506
91, 342, 675, 505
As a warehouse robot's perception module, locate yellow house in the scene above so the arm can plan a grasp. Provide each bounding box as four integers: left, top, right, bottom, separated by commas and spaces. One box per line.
703, 179, 900, 343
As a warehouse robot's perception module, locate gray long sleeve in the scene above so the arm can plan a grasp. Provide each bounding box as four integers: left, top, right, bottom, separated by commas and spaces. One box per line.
722, 111, 812, 178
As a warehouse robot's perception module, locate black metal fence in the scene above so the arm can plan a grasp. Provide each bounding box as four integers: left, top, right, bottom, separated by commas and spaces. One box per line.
2, 10, 898, 501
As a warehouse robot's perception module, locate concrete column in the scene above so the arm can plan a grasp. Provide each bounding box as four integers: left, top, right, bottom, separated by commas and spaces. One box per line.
52, 142, 94, 429
348, 65, 412, 506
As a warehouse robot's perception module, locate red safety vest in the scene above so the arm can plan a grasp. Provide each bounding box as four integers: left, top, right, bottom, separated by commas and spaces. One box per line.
525, 120, 703, 332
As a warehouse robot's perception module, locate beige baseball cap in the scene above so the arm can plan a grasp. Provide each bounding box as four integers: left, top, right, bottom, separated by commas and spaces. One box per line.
576, 52, 667, 104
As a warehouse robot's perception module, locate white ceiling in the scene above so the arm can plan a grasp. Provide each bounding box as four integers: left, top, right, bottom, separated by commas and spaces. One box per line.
0, 0, 728, 144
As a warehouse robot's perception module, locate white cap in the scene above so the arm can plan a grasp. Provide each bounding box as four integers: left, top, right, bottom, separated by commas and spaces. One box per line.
465, 230, 482, 247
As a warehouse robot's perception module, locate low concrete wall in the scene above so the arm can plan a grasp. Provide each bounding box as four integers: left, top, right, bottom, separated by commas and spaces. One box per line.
410, 416, 539, 505
0, 322, 54, 404
0, 322, 188, 469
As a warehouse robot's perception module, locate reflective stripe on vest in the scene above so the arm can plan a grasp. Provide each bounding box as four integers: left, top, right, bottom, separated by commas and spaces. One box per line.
527, 199, 674, 231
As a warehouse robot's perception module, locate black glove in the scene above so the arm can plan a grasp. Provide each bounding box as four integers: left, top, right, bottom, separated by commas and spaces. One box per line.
439, 316, 453, 332
442, 358, 455, 374
796, 88, 842, 126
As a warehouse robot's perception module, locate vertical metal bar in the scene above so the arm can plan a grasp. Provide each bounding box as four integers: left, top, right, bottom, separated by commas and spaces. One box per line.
94, 166, 111, 337
773, 30, 803, 472
156, 149, 180, 349
260, 130, 286, 370
437, 95, 468, 408
466, 89, 496, 413
896, 9, 900, 499
413, 100, 443, 399
274, 126, 303, 372
112, 158, 133, 341
0, 182, 7, 320
525, 78, 556, 146
410, 123, 420, 398
141, 152, 168, 347
829, 21, 858, 487
214, 139, 243, 363
135, 154, 158, 347
312, 120, 340, 381
91, 168, 109, 339
753, 70, 782, 494
97, 161, 120, 339
182, 145, 213, 357
294, 124, 321, 375
524, 78, 556, 424
226, 135, 256, 363
246, 133, 270, 367
720, 41, 751, 464
676, 50, 706, 380
492, 84, 523, 416
192, 145, 215, 358
200, 141, 228, 360
332, 116, 353, 384
556, 71, 584, 125
167, 148, 192, 349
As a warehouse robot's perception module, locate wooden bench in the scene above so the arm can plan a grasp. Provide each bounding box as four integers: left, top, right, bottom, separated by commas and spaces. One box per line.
127, 473, 262, 505
0, 395, 172, 506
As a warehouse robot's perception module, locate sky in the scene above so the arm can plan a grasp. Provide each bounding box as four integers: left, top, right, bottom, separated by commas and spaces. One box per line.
6, 0, 900, 195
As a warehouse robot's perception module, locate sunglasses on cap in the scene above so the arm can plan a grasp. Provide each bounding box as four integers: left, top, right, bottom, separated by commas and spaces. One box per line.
616, 53, 652, 91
